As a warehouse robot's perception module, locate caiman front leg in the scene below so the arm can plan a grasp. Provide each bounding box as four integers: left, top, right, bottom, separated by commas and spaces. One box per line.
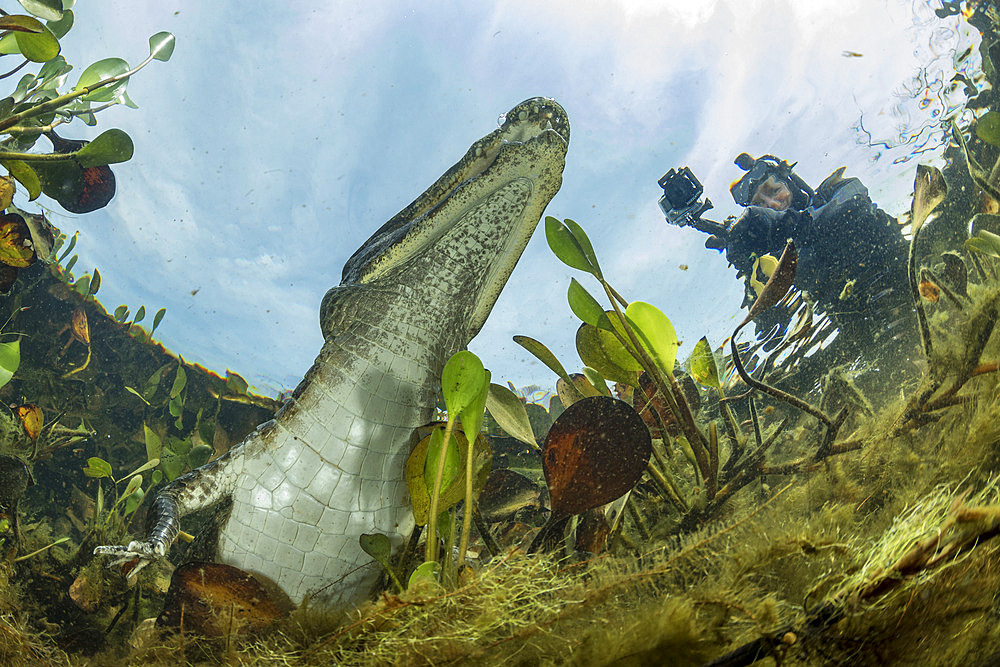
94, 429, 250, 578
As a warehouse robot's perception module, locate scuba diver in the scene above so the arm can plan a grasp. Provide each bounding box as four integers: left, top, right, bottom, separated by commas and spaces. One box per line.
658, 154, 917, 383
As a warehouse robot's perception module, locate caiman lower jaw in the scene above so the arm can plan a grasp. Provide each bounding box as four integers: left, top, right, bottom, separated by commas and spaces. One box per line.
340, 98, 570, 287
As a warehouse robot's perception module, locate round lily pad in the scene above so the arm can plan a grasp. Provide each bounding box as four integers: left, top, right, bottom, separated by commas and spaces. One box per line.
542, 395, 651, 517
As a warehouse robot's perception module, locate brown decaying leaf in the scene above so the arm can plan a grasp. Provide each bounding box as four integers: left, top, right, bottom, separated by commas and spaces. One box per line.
542, 395, 651, 517
742, 239, 798, 326
157, 561, 289, 636
16, 404, 43, 440
0, 213, 36, 269
0, 175, 15, 211
71, 306, 90, 345
910, 163, 947, 234
919, 279, 941, 303
632, 371, 674, 439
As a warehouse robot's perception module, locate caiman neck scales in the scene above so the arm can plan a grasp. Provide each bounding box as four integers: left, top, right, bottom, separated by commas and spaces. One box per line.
95, 98, 569, 606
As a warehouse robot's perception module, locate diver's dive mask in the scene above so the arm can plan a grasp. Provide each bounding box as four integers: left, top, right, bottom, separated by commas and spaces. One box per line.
729, 153, 814, 210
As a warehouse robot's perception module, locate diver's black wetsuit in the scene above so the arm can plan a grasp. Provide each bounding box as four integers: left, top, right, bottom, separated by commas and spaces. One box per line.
725, 171, 915, 367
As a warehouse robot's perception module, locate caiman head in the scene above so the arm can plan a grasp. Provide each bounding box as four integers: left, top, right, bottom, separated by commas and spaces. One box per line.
321, 98, 569, 362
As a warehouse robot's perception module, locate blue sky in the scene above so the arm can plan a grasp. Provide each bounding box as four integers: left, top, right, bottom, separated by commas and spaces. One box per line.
43, 0, 976, 396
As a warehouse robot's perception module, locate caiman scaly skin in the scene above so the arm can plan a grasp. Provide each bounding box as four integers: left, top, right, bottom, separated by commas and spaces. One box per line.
95, 98, 569, 606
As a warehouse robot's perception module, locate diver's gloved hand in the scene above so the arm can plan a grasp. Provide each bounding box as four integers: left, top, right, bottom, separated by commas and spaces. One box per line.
93, 538, 167, 583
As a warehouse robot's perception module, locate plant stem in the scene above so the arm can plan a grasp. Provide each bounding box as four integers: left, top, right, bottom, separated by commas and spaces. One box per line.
425, 420, 457, 564
0, 50, 160, 134
599, 278, 710, 477
907, 217, 934, 357
729, 322, 833, 428
456, 424, 474, 570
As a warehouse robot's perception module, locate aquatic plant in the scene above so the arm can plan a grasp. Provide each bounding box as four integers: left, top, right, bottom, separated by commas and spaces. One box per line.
527, 395, 651, 553
397, 350, 493, 588
0, 4, 173, 299
513, 216, 863, 548
0, 5, 174, 213
81, 454, 159, 536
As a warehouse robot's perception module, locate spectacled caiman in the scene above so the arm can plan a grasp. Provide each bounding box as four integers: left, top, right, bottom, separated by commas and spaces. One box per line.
95, 97, 569, 606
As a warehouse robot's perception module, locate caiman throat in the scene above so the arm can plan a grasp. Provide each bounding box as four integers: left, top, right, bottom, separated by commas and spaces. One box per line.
95, 97, 569, 606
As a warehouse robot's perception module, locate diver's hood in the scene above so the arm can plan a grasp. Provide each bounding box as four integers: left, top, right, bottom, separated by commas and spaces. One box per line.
729, 153, 814, 210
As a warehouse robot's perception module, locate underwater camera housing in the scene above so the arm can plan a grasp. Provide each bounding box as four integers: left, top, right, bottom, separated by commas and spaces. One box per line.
657, 167, 728, 249
658, 166, 714, 228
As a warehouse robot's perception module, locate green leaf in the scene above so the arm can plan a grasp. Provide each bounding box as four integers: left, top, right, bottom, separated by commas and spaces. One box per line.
114, 304, 128, 322
688, 336, 721, 388
170, 363, 187, 399
143, 424, 162, 462
0, 34, 19, 57
88, 267, 100, 295
18, 0, 64, 21
544, 216, 602, 278
46, 9, 73, 39
459, 368, 490, 445
966, 229, 1000, 259
82, 456, 112, 479
75, 129, 133, 167
148, 31, 175, 62
567, 278, 608, 328
75, 57, 129, 102
575, 323, 638, 386
14, 22, 59, 62
977, 111, 1000, 148
0, 340, 20, 389
513, 334, 575, 384
624, 301, 679, 375
37, 53, 68, 77
407, 427, 490, 525
408, 560, 440, 589
57, 230, 76, 262
64, 253, 77, 274
581, 366, 611, 395
0, 15, 44, 34
159, 447, 186, 481
226, 370, 248, 394
441, 350, 485, 418
120, 473, 142, 500
123, 486, 144, 517
133, 304, 146, 323
168, 393, 183, 421
124, 385, 149, 405
1, 160, 41, 201
124, 458, 159, 478
485, 383, 538, 449
187, 444, 213, 469
12, 74, 35, 102
359, 533, 392, 568
151, 307, 166, 335
73, 274, 90, 296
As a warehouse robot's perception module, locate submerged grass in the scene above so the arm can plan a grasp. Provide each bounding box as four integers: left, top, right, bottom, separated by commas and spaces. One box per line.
5, 245, 1000, 666
3, 347, 996, 666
